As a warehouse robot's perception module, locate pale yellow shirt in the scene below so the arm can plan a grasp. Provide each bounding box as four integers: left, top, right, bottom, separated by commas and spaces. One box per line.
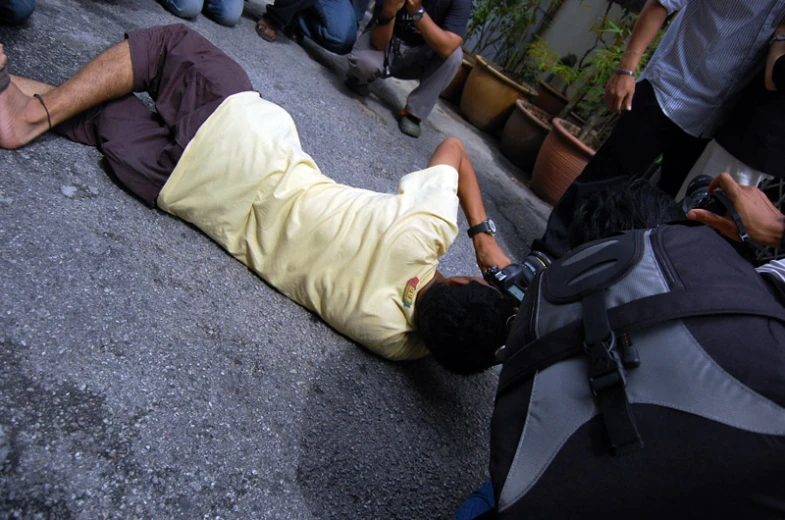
158, 92, 459, 360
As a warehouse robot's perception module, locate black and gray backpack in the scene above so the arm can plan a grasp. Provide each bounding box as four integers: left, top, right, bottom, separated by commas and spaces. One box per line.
487, 224, 785, 519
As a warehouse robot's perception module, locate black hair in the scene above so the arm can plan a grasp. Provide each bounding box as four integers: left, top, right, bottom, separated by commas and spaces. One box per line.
568, 179, 686, 248
415, 281, 517, 375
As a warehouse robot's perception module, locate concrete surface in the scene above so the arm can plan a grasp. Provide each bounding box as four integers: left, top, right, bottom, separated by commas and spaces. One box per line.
0, 1, 550, 518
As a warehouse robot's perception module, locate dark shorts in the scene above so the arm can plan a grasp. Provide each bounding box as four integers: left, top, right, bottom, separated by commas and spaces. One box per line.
55, 24, 254, 205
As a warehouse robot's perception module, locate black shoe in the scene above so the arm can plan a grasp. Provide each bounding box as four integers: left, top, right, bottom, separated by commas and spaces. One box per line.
398, 113, 422, 138
344, 75, 370, 97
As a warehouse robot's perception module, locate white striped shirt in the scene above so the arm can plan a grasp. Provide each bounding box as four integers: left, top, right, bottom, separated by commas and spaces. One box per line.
639, 0, 785, 137
758, 259, 785, 286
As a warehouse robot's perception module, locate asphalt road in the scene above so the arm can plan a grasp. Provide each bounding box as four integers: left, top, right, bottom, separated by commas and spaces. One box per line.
0, 1, 549, 518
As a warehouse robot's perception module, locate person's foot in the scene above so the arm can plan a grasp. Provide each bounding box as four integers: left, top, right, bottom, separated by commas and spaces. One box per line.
256, 15, 279, 42
398, 111, 421, 138
344, 75, 369, 97
0, 44, 49, 150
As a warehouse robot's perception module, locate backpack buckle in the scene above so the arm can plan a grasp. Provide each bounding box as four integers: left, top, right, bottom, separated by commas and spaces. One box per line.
586, 333, 627, 396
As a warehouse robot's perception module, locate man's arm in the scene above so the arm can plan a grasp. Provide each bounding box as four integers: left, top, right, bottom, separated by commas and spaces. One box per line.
428, 138, 511, 272
687, 173, 785, 248
403, 0, 462, 58
371, 0, 405, 50
605, 0, 669, 113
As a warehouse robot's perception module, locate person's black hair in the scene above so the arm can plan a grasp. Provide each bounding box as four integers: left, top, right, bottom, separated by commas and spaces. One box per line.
415, 281, 517, 375
568, 179, 686, 248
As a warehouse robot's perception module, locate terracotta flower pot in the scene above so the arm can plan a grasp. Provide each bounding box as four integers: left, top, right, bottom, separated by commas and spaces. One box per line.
460, 55, 537, 133
440, 55, 475, 105
500, 99, 552, 172
530, 118, 596, 205
531, 80, 569, 117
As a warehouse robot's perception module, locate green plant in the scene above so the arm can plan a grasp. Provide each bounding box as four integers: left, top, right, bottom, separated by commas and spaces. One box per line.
465, 0, 566, 76
526, 7, 665, 147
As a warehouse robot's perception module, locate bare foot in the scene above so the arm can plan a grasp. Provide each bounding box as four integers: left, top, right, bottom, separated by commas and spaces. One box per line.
0, 43, 51, 150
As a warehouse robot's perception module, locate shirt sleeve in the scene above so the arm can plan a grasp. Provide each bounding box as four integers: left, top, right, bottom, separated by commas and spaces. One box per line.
439, 0, 471, 38
397, 164, 460, 253
656, 0, 687, 16
757, 259, 785, 286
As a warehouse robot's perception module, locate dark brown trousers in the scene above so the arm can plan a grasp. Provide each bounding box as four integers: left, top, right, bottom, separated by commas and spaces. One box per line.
55, 24, 254, 205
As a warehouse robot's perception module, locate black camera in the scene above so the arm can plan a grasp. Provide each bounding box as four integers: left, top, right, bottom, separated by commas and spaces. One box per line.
484, 250, 553, 303
681, 175, 726, 215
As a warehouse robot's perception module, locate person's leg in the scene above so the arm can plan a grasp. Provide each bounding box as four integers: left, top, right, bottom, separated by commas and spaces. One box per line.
454, 480, 495, 520
0, 0, 35, 25
260, 0, 317, 40
126, 24, 253, 176
530, 80, 673, 259
159, 0, 203, 20
202, 0, 244, 27
295, 0, 360, 55
393, 44, 462, 121
346, 30, 385, 85
0, 40, 134, 150
54, 95, 175, 205
657, 129, 710, 197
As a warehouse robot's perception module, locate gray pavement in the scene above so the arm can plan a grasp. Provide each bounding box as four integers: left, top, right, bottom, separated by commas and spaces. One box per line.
0, 1, 549, 518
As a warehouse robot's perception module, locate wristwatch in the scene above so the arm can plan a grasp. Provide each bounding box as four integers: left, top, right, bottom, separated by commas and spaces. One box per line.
467, 219, 496, 238
412, 7, 425, 21
377, 13, 394, 25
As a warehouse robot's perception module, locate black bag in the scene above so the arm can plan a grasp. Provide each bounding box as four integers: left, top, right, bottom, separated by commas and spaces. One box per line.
487, 224, 785, 519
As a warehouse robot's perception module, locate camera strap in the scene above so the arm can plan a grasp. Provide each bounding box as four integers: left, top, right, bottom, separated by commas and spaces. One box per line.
711, 192, 768, 254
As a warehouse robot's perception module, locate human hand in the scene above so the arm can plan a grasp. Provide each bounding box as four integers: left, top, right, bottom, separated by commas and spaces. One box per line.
604, 73, 636, 113
686, 172, 785, 248
383, 0, 406, 15
405, 0, 423, 14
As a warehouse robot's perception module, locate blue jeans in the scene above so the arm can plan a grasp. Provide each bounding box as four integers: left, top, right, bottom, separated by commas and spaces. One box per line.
0, 0, 35, 24
266, 0, 369, 55
160, 0, 243, 26
454, 480, 495, 520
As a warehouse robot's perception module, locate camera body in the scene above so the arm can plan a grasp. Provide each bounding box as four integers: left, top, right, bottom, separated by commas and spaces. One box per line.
681, 175, 726, 215
484, 251, 553, 303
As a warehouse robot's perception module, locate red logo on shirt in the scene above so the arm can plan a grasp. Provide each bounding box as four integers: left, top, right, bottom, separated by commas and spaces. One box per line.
402, 277, 420, 308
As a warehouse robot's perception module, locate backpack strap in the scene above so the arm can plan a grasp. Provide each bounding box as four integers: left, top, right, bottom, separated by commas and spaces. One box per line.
498, 285, 785, 398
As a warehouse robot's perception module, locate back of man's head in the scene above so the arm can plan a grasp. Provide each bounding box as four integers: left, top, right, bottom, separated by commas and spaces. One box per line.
568, 179, 686, 248
415, 281, 516, 375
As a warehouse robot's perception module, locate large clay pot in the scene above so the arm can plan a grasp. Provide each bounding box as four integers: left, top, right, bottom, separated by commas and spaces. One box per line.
460, 55, 537, 133
531, 80, 569, 117
440, 55, 476, 105
530, 118, 596, 205
500, 99, 552, 172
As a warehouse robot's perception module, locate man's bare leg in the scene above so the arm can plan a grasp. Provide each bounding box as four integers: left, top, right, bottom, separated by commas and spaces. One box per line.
0, 40, 133, 149
11, 74, 55, 97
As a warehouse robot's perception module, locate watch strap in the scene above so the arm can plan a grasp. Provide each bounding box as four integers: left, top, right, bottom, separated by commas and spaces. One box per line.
377, 13, 394, 25
467, 219, 494, 238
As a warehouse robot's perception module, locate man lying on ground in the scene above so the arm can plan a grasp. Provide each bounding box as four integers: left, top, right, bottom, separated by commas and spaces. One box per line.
0, 24, 515, 368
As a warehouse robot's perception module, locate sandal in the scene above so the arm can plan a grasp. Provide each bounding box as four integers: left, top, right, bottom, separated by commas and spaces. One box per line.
256, 16, 278, 43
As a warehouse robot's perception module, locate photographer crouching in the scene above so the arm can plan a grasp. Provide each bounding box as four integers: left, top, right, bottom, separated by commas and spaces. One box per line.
444, 180, 785, 519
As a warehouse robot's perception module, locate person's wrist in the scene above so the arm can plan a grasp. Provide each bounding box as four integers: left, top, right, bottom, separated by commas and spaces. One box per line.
381, 6, 398, 18
614, 68, 636, 77
776, 216, 785, 250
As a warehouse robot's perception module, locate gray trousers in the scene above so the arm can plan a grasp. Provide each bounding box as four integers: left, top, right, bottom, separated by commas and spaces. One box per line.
347, 30, 462, 120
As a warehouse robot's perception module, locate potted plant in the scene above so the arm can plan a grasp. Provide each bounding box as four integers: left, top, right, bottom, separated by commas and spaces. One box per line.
500, 98, 553, 172
458, 0, 563, 133
529, 9, 664, 203
526, 38, 579, 117
440, 51, 476, 105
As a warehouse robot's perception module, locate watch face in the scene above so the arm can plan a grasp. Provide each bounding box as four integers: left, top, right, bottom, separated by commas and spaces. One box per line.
488, 219, 497, 234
